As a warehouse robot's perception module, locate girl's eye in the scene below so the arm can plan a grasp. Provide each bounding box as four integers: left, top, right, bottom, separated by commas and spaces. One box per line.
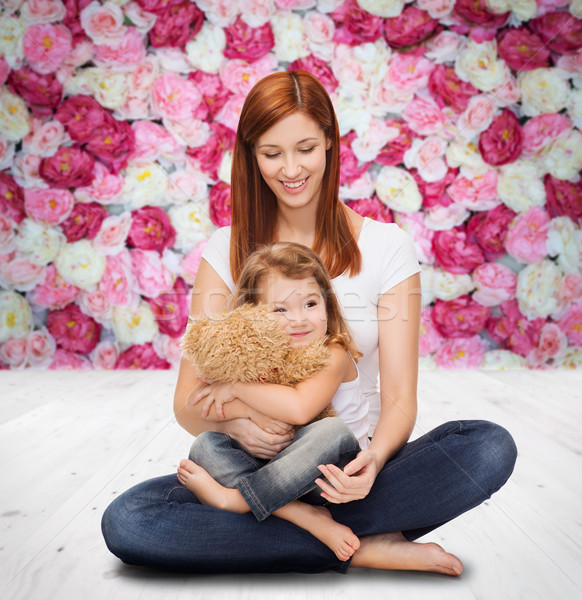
273, 307, 285, 313
305, 301, 317, 308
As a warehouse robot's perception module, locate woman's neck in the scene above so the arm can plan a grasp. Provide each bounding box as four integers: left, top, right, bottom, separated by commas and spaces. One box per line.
275, 204, 318, 247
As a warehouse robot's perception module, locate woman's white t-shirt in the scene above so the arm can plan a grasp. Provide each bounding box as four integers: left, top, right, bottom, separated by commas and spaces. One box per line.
201, 218, 421, 436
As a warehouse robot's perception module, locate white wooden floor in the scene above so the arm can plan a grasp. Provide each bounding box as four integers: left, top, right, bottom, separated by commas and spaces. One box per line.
1, 369, 581, 600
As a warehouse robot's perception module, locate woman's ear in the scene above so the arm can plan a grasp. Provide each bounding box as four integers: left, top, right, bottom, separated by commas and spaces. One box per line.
326, 138, 332, 150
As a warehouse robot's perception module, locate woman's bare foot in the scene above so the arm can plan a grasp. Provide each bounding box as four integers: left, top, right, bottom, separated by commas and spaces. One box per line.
276, 503, 360, 562
177, 459, 249, 513
350, 532, 463, 576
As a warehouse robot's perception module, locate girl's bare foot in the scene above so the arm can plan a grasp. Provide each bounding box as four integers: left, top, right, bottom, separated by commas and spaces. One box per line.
177, 459, 249, 513
277, 504, 360, 562
350, 532, 463, 576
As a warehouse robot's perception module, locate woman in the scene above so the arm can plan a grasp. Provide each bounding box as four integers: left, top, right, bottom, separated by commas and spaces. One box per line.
102, 71, 517, 575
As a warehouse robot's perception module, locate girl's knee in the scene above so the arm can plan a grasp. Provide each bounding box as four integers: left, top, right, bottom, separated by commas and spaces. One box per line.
188, 431, 227, 463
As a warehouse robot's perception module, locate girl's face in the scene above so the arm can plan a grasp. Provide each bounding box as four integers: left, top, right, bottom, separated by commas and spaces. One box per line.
260, 273, 328, 348
254, 112, 330, 213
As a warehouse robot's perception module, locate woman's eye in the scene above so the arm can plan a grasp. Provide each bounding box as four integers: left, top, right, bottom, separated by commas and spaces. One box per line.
264, 153, 280, 159
300, 147, 315, 154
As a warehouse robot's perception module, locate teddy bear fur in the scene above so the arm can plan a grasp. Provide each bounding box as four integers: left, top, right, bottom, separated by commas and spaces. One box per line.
181, 303, 336, 429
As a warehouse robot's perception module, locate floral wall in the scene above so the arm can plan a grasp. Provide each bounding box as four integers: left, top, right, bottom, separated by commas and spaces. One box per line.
0, 0, 581, 371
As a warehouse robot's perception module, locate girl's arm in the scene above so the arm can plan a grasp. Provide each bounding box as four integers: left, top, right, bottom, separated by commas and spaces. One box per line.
316, 273, 421, 503
192, 345, 351, 425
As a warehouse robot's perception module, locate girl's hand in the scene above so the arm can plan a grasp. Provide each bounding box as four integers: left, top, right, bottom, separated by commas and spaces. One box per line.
249, 408, 294, 436
315, 449, 380, 503
189, 381, 236, 419
223, 418, 295, 460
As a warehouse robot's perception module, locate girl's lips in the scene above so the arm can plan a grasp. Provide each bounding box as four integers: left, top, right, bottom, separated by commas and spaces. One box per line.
280, 177, 308, 194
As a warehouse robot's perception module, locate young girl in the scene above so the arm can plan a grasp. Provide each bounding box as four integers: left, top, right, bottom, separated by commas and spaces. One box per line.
177, 242, 369, 561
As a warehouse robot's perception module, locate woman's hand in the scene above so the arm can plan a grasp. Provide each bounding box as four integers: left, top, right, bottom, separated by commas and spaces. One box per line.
189, 381, 236, 419
315, 449, 380, 503
249, 408, 294, 436
223, 418, 295, 459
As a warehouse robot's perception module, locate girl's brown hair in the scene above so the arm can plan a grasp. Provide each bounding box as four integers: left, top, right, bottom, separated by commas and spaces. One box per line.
230, 70, 361, 283
235, 242, 361, 360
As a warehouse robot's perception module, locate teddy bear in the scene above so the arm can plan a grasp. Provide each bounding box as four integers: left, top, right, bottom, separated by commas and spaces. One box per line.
180, 303, 336, 429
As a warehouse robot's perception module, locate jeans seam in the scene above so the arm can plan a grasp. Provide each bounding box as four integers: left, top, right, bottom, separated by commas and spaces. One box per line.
238, 477, 270, 521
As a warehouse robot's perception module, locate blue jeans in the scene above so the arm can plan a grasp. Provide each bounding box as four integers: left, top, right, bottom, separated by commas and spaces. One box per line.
101, 420, 517, 574
189, 417, 361, 520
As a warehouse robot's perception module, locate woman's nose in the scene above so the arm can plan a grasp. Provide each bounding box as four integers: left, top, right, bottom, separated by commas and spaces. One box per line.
281, 156, 301, 180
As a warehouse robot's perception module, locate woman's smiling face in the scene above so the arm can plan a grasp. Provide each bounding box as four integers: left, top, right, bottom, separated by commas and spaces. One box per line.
254, 111, 330, 213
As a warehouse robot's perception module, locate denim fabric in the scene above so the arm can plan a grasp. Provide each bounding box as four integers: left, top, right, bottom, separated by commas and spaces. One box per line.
101, 420, 517, 574
189, 417, 361, 520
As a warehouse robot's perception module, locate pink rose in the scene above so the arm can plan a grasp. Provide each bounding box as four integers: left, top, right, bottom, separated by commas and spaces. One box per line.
544, 174, 582, 222
1, 258, 46, 296
60, 201, 107, 243
428, 65, 478, 114
486, 300, 544, 356
115, 342, 171, 369
376, 119, 418, 167
91, 340, 119, 369
189, 70, 232, 122
527, 323, 567, 366
29, 263, 81, 309
0, 57, 8, 85
497, 26, 550, 73
490, 78, 521, 108
219, 54, 278, 97
20, 0, 67, 23
146, 276, 189, 338
74, 162, 123, 205
478, 109, 523, 166
187, 122, 235, 180
181, 239, 208, 285
148, 1, 204, 48
555, 273, 582, 318
23, 119, 68, 158
456, 94, 496, 139
47, 302, 102, 353
215, 94, 245, 132
39, 146, 95, 188
424, 203, 469, 230
530, 11, 582, 55
304, 11, 335, 44
435, 336, 487, 368
0, 337, 28, 369
85, 119, 135, 174
384, 5, 441, 49
209, 181, 232, 228
402, 96, 445, 136
127, 206, 177, 254
135, 0, 183, 14
522, 114, 573, 158
447, 170, 499, 211
0, 214, 16, 254
331, 0, 384, 45
99, 250, 137, 306
94, 212, 132, 256
395, 212, 434, 263
23, 23, 72, 74
454, 0, 509, 28
466, 204, 516, 260
555, 302, 582, 345
412, 166, 457, 209
288, 56, 339, 94
153, 333, 182, 368
472, 263, 516, 306
425, 31, 465, 63
24, 187, 74, 225
131, 121, 185, 163
80, 0, 125, 46
339, 131, 373, 185
151, 72, 201, 120
224, 17, 274, 61
0, 172, 26, 225
345, 197, 394, 224
386, 53, 435, 95
27, 327, 56, 368
49, 348, 92, 369
433, 226, 486, 274
505, 207, 550, 264
55, 95, 109, 143
419, 307, 445, 356
7, 67, 63, 118
78, 288, 112, 324
13, 153, 45, 189
62, 0, 94, 45
404, 136, 448, 183
130, 248, 174, 298
94, 26, 146, 66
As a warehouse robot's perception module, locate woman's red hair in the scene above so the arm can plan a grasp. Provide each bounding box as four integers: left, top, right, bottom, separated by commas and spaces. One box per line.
229, 70, 361, 282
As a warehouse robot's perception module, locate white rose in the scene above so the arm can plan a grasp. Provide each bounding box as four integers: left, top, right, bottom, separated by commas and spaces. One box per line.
356, 0, 405, 17
195, 0, 239, 26
0, 86, 31, 142
424, 203, 470, 231
0, 290, 33, 342
552, 347, 582, 368
154, 47, 193, 74
20, 0, 67, 23
186, 22, 226, 74
418, 355, 437, 370
218, 151, 233, 185
55, 240, 106, 291
547, 217, 582, 275
123, 1, 156, 33
304, 10, 335, 44
403, 136, 448, 183
239, 0, 276, 27
271, 12, 310, 62
566, 88, 582, 130
424, 31, 465, 64
153, 333, 182, 369
333, 86, 371, 136
516, 260, 562, 319
541, 130, 582, 182
518, 68, 570, 117
431, 268, 475, 300
375, 166, 422, 213
339, 172, 376, 201
67, 68, 129, 110
417, 0, 455, 19
15, 218, 64, 266
121, 161, 169, 209
168, 202, 215, 252
112, 302, 158, 348
571, 0, 582, 18
0, 134, 15, 170
455, 39, 511, 93
446, 138, 489, 178
0, 13, 25, 69
497, 159, 546, 213
167, 162, 210, 205
420, 265, 436, 305
481, 350, 528, 370
0, 214, 16, 254
351, 119, 399, 162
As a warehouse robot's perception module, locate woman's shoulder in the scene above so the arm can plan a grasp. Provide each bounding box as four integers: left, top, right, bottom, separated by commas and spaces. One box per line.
360, 218, 410, 246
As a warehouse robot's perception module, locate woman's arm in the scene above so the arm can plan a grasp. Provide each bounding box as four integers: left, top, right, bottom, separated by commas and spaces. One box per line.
316, 273, 421, 502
